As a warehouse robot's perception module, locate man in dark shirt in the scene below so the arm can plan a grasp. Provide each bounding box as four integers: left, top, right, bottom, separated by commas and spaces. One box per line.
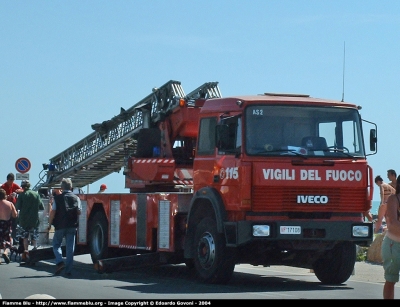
47, 178, 81, 276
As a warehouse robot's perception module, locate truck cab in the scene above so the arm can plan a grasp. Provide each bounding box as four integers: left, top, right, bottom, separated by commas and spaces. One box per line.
185, 93, 376, 284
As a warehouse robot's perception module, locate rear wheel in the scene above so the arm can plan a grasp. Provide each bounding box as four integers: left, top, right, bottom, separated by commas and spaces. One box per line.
89, 212, 109, 263
193, 217, 235, 284
313, 241, 356, 284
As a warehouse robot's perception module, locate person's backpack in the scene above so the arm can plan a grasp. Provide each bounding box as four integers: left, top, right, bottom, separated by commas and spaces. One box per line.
63, 192, 79, 226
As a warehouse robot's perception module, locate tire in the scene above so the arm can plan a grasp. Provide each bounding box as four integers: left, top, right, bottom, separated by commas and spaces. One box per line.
89, 212, 109, 263
193, 217, 235, 284
313, 241, 356, 284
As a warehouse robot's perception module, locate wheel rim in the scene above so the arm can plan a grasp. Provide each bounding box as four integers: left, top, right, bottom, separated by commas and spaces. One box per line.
197, 232, 216, 269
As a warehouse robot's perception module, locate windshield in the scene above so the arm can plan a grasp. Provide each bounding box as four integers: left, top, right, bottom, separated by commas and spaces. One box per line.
245, 105, 365, 157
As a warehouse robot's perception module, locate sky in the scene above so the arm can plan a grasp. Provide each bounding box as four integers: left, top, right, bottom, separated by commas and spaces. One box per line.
1, 1, 399, 200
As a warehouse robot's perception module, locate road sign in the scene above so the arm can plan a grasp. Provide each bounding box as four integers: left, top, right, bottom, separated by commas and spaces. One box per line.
15, 157, 31, 174
16, 173, 29, 180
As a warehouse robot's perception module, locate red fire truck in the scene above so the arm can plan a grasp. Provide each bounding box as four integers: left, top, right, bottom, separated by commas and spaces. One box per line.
33, 80, 377, 284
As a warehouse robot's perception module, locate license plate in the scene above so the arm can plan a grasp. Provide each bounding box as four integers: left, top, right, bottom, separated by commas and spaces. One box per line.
280, 226, 301, 234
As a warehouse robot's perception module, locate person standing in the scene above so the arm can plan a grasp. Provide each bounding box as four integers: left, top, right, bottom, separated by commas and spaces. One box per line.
98, 184, 107, 193
45, 187, 62, 242
387, 169, 397, 190
47, 178, 81, 276
363, 208, 373, 222
1, 173, 23, 244
381, 175, 400, 299
15, 180, 44, 261
0, 188, 18, 264
375, 175, 396, 233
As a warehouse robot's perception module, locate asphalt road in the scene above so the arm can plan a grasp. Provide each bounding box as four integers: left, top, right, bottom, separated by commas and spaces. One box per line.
0, 252, 398, 300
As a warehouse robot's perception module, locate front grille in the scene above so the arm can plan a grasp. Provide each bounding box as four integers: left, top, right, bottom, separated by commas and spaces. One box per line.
252, 186, 366, 212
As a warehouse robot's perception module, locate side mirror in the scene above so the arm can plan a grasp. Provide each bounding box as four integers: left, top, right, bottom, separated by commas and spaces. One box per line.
369, 129, 377, 152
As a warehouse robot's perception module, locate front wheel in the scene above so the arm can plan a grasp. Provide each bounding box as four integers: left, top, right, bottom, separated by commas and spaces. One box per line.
193, 217, 235, 284
313, 241, 356, 284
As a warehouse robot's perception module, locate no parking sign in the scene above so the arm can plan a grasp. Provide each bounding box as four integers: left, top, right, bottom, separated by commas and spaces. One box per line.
15, 157, 31, 174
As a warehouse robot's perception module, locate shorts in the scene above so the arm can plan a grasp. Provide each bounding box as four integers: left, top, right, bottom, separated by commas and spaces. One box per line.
20, 227, 39, 241
382, 236, 400, 283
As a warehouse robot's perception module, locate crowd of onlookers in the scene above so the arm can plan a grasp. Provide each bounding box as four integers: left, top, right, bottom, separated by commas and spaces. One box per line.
0, 173, 106, 278
0, 172, 22, 264
0, 173, 49, 264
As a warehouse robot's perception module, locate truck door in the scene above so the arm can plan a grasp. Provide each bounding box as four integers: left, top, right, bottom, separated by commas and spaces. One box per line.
215, 116, 245, 211
193, 115, 246, 210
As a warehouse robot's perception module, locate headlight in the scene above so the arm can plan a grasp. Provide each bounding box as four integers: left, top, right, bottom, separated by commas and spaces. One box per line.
253, 225, 270, 237
353, 225, 370, 237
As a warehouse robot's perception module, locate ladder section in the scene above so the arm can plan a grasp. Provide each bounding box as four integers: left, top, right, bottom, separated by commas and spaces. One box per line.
185, 81, 221, 103
33, 80, 221, 191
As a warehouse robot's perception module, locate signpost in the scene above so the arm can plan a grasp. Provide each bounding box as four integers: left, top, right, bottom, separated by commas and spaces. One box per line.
15, 157, 31, 180
16, 173, 29, 180
15, 157, 31, 174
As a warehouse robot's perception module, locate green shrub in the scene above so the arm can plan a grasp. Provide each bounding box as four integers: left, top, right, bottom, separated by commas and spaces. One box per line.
356, 246, 368, 262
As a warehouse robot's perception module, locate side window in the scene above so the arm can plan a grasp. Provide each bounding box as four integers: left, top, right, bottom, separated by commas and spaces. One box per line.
319, 120, 361, 153
217, 116, 242, 154
197, 117, 217, 155
342, 120, 360, 153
